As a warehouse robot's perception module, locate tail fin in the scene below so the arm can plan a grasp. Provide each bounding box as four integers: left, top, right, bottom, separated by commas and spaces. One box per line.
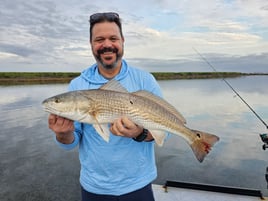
190, 129, 219, 162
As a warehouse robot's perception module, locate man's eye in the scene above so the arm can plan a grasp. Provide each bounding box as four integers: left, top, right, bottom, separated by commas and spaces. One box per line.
110, 38, 118, 42
95, 38, 104, 43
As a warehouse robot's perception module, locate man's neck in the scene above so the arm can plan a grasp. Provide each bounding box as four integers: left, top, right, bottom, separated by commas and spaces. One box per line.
98, 62, 122, 79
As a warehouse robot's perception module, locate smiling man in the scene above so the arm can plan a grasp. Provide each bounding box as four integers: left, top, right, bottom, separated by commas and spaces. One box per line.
47, 12, 163, 201
91, 17, 124, 73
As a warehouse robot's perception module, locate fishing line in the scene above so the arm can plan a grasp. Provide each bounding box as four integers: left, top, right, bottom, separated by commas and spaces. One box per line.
193, 47, 268, 129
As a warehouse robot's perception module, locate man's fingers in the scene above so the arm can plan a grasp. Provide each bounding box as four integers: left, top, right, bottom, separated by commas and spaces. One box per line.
121, 116, 134, 129
110, 119, 125, 136
55, 116, 65, 126
48, 114, 57, 125
48, 114, 74, 132
110, 117, 142, 138
64, 119, 74, 131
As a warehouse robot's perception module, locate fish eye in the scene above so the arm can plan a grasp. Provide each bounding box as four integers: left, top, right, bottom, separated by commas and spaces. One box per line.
55, 98, 60, 103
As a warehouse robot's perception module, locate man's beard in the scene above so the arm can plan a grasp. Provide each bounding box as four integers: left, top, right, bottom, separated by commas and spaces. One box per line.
95, 47, 123, 70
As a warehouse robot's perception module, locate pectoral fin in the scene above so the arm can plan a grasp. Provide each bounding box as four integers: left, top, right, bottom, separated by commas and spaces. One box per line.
93, 124, 110, 142
150, 130, 167, 146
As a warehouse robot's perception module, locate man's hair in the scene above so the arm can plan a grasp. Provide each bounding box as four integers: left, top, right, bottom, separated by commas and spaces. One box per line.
89, 12, 124, 41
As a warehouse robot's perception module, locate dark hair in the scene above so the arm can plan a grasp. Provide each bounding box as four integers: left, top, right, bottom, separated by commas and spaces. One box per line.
89, 12, 124, 41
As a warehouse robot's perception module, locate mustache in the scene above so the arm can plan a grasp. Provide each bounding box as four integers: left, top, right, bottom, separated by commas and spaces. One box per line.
97, 47, 118, 54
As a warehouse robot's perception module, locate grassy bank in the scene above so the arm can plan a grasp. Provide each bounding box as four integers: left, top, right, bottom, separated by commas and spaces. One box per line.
151, 72, 248, 80
0, 72, 80, 85
0, 72, 267, 85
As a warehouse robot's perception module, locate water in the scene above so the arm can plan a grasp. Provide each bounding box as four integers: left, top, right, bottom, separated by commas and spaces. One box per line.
0, 76, 268, 200
154, 77, 268, 193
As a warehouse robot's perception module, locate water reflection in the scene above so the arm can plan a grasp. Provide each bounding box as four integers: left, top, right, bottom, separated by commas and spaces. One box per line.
155, 76, 268, 195
0, 77, 268, 201
0, 84, 80, 201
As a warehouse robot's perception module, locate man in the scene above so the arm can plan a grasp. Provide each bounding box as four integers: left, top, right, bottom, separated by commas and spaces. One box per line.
48, 12, 163, 201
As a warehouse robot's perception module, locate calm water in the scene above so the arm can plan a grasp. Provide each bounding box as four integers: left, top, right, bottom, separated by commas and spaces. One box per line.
1, 76, 268, 201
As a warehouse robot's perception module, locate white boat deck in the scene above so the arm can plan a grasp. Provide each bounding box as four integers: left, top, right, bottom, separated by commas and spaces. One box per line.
152, 184, 267, 201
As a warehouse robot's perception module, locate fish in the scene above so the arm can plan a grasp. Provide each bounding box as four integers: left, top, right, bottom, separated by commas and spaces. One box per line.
42, 80, 219, 162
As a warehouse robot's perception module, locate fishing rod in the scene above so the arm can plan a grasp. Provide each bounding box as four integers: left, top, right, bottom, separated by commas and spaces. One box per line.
192, 48, 268, 150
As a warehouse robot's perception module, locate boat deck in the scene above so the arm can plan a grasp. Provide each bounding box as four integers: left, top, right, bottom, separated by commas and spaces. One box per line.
152, 183, 267, 201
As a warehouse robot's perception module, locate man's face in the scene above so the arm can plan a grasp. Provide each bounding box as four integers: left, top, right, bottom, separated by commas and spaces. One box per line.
91, 21, 124, 70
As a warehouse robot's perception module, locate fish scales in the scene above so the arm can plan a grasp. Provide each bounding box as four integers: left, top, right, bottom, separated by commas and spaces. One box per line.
97, 90, 182, 134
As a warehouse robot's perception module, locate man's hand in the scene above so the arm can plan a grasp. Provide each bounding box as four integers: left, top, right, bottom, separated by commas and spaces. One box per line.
110, 116, 142, 138
48, 114, 74, 144
110, 116, 154, 141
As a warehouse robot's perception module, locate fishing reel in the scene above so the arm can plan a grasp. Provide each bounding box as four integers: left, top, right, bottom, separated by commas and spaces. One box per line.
260, 133, 268, 150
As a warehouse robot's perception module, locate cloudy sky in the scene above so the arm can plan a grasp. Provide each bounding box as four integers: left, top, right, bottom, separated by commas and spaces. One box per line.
1, 0, 268, 72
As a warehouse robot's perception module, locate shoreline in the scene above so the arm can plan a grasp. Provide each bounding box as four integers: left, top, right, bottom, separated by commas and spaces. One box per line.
0, 72, 267, 85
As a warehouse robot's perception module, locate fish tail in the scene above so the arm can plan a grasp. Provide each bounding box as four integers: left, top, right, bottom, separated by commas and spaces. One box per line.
189, 129, 219, 162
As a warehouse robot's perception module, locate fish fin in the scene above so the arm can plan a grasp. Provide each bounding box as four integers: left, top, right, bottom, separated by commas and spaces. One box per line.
133, 90, 186, 124
150, 130, 167, 146
100, 80, 128, 93
93, 124, 110, 142
189, 129, 219, 163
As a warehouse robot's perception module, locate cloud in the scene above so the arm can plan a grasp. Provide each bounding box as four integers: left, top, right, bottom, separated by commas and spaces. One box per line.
0, 43, 40, 57
0, 0, 268, 72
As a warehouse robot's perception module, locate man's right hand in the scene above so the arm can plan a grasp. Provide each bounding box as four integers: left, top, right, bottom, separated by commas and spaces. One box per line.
48, 114, 75, 144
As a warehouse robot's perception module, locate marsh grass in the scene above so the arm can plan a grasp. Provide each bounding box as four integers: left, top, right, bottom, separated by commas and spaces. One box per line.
0, 72, 266, 85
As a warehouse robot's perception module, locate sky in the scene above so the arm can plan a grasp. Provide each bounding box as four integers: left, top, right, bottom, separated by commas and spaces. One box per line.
1, 0, 268, 73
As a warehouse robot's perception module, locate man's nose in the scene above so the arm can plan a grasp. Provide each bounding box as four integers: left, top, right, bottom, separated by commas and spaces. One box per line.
102, 39, 113, 47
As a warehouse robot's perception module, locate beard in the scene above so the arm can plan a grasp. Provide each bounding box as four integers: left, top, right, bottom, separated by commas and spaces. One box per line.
94, 47, 123, 70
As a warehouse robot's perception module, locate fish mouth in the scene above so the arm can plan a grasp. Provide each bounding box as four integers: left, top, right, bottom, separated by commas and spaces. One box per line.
42, 100, 56, 113
42, 105, 58, 115
42, 105, 68, 118
43, 107, 51, 113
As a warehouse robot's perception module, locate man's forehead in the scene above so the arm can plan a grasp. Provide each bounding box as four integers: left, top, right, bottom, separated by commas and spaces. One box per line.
92, 22, 121, 37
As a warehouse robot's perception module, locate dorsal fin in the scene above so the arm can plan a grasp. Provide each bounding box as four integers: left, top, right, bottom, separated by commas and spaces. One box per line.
100, 80, 128, 93
133, 90, 187, 124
